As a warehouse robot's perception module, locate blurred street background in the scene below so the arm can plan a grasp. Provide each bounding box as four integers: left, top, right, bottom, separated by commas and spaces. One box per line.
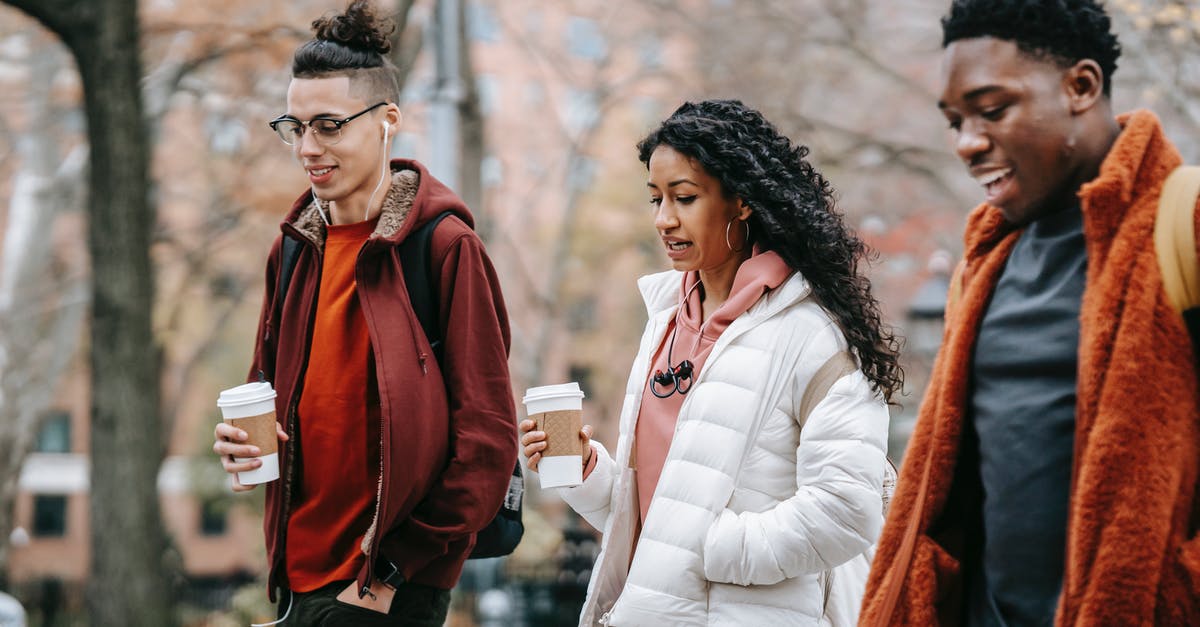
0, 0, 1197, 625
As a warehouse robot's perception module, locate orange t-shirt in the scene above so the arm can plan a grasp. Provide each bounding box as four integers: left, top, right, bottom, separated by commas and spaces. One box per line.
286, 217, 381, 592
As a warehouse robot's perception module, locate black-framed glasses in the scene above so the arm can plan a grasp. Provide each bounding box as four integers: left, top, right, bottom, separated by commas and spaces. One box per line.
268, 102, 387, 146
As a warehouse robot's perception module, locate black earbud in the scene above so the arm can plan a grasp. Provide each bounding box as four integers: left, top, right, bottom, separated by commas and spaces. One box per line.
650, 358, 694, 399
648, 283, 701, 400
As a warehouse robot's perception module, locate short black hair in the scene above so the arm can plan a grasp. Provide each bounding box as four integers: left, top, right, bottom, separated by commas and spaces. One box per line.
941, 0, 1121, 95
292, 0, 400, 104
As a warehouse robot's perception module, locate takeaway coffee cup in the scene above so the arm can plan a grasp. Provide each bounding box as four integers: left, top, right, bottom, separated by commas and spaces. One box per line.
217, 381, 280, 485
522, 382, 586, 488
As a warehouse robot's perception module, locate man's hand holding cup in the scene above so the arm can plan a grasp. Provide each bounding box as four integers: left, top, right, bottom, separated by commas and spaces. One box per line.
213, 381, 287, 491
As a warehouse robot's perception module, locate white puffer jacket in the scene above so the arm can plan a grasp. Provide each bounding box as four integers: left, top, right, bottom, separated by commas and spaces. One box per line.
556, 270, 889, 626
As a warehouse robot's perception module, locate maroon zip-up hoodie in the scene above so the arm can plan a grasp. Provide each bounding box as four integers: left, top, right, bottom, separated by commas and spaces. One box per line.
247, 159, 518, 599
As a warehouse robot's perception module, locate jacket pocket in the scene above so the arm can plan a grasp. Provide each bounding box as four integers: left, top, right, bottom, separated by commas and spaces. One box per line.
893, 536, 961, 625
1164, 534, 1200, 623
1180, 534, 1200, 591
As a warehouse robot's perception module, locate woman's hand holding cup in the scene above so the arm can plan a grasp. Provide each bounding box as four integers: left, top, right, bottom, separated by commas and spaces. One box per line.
520, 419, 592, 473
521, 382, 587, 487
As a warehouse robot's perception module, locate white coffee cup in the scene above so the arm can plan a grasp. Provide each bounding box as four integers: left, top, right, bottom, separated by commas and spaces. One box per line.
523, 382, 586, 488
217, 382, 280, 485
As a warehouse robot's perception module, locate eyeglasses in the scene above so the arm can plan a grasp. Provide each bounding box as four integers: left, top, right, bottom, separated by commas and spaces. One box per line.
268, 102, 387, 146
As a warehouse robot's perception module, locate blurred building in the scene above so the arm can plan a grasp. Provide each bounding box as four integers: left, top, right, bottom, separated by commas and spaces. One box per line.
6, 356, 266, 615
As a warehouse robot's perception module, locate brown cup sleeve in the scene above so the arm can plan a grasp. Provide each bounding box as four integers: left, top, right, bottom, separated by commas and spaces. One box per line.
224, 412, 278, 455
535, 410, 582, 458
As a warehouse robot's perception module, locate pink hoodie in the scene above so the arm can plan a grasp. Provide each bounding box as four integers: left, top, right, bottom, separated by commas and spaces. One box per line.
580, 249, 793, 551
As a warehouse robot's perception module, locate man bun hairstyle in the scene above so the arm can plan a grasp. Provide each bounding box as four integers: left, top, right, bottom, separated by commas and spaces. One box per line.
292, 0, 401, 104
941, 0, 1121, 96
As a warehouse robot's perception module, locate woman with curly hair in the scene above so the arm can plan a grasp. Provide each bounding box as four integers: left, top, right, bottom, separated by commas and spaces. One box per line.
521, 99, 901, 626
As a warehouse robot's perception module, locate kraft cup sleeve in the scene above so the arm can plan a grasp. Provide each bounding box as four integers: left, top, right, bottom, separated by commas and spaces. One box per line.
223, 412, 278, 455
535, 410, 582, 457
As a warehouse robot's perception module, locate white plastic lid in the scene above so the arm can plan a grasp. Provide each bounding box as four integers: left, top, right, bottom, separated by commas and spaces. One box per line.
217, 381, 277, 408
522, 382, 585, 404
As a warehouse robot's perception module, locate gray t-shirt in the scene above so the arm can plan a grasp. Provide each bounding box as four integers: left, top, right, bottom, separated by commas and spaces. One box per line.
965, 204, 1087, 627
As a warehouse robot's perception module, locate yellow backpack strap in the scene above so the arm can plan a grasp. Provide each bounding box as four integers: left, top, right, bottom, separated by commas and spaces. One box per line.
799, 351, 898, 519
1155, 165, 1200, 312
799, 351, 857, 426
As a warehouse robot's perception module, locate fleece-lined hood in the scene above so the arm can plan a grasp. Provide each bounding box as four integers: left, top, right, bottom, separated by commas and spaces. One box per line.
283, 158, 474, 249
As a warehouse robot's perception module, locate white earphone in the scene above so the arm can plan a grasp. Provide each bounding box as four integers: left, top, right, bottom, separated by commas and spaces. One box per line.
362, 118, 391, 222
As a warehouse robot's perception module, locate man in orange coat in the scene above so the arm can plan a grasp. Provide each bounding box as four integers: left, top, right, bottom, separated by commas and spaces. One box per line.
861, 1, 1200, 625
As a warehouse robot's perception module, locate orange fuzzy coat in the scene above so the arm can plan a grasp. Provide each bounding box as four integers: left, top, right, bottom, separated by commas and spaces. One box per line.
860, 110, 1200, 626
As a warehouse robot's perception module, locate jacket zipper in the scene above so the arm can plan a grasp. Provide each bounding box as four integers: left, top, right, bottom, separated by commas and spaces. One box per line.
355, 234, 437, 592
272, 389, 303, 588
355, 239, 391, 593
596, 279, 802, 617
271, 223, 323, 593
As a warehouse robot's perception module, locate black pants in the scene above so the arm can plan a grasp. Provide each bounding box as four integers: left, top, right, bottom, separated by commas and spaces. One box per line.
278, 579, 451, 627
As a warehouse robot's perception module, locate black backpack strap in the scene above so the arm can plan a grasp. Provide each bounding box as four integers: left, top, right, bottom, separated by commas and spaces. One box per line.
399, 211, 455, 365
277, 212, 450, 356
396, 210, 526, 560
277, 235, 302, 318
1187, 309, 1200, 366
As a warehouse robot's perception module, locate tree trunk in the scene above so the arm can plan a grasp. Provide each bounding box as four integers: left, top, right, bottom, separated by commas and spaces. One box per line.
1, 0, 176, 623
457, 0, 486, 238
76, 2, 175, 623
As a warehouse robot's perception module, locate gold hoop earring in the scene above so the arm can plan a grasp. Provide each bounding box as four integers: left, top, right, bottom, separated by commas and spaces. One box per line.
726, 219, 749, 252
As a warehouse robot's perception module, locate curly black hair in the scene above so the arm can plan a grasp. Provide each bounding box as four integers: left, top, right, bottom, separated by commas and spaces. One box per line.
637, 100, 904, 403
942, 0, 1121, 95
292, 0, 400, 103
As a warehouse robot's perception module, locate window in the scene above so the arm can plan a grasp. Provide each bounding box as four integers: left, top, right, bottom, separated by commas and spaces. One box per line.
476, 74, 499, 116
524, 9, 543, 35
205, 114, 247, 155
523, 81, 545, 107
567, 156, 596, 192
566, 297, 597, 332
634, 96, 662, 127
200, 499, 227, 536
565, 17, 608, 62
209, 272, 240, 299
395, 131, 421, 160
32, 495, 67, 537
568, 365, 594, 399
467, 2, 501, 43
637, 36, 662, 69
35, 411, 71, 453
481, 155, 504, 188
562, 88, 599, 135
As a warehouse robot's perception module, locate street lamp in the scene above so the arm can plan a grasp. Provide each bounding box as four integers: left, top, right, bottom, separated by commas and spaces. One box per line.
906, 250, 952, 356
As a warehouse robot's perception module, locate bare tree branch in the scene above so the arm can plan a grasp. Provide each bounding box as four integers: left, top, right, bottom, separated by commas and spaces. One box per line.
1115, 21, 1200, 137
143, 25, 310, 124
389, 0, 423, 90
